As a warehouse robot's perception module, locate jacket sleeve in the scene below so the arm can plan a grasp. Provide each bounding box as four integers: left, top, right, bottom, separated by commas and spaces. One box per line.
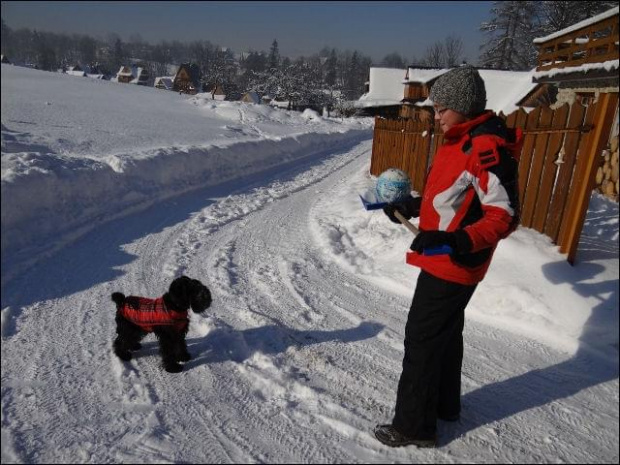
463, 137, 520, 252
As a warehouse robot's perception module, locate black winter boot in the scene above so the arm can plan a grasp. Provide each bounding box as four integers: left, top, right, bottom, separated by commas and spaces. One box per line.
374, 424, 436, 448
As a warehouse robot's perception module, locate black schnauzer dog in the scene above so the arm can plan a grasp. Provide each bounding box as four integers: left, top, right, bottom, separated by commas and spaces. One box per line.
112, 276, 212, 373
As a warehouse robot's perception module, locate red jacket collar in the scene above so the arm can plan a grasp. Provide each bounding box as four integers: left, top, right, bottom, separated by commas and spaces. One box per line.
443, 111, 495, 141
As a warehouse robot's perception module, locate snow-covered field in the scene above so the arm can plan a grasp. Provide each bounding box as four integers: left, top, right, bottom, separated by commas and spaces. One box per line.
1, 64, 618, 463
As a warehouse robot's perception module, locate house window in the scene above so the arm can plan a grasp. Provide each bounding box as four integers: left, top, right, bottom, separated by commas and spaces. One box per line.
577, 93, 595, 106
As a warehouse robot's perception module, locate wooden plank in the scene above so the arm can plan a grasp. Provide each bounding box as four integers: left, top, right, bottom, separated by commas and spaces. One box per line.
564, 93, 618, 264
413, 133, 426, 193
532, 104, 570, 232
521, 107, 550, 228
402, 129, 416, 187
545, 103, 587, 241
518, 107, 541, 209
557, 101, 598, 250
417, 128, 432, 195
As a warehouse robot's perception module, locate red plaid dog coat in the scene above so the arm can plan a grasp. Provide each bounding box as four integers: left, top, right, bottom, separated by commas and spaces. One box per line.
118, 296, 189, 333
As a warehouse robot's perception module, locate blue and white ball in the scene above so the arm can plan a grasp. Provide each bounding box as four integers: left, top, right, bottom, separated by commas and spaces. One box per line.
376, 168, 411, 203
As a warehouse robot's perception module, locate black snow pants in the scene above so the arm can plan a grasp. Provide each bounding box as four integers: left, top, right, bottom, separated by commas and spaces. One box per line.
392, 270, 478, 439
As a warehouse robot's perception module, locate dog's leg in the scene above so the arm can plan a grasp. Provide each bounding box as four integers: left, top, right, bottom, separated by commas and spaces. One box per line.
114, 314, 144, 362
130, 333, 145, 351
174, 338, 192, 363
173, 325, 191, 363
156, 329, 184, 373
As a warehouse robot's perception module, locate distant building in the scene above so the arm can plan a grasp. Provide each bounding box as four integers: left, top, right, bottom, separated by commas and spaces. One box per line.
130, 67, 149, 86
115, 65, 149, 86
173, 63, 201, 94
241, 91, 260, 104
116, 65, 134, 84
154, 76, 174, 90
355, 67, 407, 118
65, 65, 86, 77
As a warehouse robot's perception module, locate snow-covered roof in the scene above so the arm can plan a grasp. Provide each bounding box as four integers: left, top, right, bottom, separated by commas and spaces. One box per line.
358, 65, 539, 115
533, 6, 619, 44
403, 67, 449, 84
356, 67, 407, 108
532, 59, 619, 80
117, 66, 133, 77
154, 77, 174, 89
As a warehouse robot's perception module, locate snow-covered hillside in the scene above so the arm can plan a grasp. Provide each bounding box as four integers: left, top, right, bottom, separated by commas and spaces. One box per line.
1, 64, 618, 464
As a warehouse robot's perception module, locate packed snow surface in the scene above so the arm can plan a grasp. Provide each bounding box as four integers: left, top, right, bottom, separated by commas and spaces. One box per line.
1, 64, 618, 464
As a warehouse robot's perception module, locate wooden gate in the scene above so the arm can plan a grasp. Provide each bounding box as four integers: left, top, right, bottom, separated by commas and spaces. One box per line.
370, 94, 619, 264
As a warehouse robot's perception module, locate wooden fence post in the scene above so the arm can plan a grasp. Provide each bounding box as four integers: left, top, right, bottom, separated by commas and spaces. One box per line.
562, 92, 619, 264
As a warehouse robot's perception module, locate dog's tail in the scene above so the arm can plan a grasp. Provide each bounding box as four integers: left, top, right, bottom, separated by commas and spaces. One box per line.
111, 292, 126, 307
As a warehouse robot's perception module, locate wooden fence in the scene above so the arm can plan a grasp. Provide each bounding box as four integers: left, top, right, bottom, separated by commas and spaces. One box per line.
370, 94, 619, 264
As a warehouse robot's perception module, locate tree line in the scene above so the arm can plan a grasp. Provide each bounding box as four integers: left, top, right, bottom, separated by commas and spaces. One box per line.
0, 19, 375, 108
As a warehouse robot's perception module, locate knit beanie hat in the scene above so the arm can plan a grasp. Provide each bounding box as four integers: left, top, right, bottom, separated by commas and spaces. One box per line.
429, 65, 487, 117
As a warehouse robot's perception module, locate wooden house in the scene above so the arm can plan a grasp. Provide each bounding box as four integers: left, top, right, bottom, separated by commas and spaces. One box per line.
173, 63, 201, 94
355, 67, 408, 117
116, 65, 133, 84
532, 6, 618, 107
399, 67, 449, 118
241, 91, 260, 104
131, 66, 149, 86
533, 5, 619, 203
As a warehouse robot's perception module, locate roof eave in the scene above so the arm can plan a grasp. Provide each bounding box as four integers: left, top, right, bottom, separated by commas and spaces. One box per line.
533, 69, 620, 84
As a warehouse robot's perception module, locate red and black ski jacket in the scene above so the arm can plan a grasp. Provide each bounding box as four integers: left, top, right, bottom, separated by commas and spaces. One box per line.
118, 296, 189, 333
407, 111, 523, 285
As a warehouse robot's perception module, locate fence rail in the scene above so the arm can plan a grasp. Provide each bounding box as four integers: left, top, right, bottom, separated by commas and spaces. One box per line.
370, 95, 619, 263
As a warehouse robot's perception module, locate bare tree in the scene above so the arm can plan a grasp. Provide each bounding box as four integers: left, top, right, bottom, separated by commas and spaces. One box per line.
539, 1, 617, 35
444, 36, 464, 67
423, 41, 445, 67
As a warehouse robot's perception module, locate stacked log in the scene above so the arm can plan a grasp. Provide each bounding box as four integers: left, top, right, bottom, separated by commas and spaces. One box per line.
595, 135, 619, 201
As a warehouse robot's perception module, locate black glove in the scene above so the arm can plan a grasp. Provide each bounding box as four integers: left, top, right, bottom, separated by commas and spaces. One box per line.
383, 195, 422, 224
410, 230, 472, 255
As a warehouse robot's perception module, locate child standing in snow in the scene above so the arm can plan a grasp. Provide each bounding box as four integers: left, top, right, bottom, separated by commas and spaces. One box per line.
375, 65, 523, 448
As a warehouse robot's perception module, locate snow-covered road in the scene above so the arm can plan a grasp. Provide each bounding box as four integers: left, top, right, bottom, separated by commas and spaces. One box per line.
1, 140, 617, 463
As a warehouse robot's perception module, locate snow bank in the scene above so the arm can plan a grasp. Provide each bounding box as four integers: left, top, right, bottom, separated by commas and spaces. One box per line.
1, 64, 372, 282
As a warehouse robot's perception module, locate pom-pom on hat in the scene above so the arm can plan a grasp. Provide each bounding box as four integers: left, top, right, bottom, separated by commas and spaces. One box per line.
429, 65, 487, 117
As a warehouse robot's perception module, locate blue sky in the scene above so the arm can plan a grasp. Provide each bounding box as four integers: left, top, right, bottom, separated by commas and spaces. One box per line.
1, 1, 493, 64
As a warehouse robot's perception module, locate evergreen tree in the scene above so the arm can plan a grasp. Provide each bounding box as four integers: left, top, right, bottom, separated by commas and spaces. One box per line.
1, 18, 12, 56
479, 1, 542, 70
32, 29, 56, 70
325, 48, 337, 87
112, 36, 125, 70
268, 39, 280, 71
